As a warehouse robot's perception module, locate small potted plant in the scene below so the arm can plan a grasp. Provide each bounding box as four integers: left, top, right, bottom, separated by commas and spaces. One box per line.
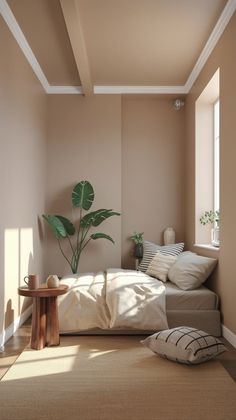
199, 210, 220, 247
130, 232, 144, 259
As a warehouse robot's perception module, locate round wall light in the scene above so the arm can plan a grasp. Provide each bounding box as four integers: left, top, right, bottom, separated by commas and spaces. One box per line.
172, 99, 185, 110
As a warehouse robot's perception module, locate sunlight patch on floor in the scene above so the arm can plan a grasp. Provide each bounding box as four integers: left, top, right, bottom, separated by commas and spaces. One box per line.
88, 349, 117, 359
3, 345, 80, 381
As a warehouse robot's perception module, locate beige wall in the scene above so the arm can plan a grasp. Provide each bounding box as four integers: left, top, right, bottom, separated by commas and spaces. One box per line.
45, 95, 122, 275
0, 17, 47, 338
185, 12, 236, 334
122, 96, 185, 268
46, 95, 185, 274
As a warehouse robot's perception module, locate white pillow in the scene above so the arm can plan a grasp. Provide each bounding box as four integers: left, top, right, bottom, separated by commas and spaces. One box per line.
138, 240, 184, 273
146, 252, 177, 282
141, 327, 226, 364
168, 252, 217, 290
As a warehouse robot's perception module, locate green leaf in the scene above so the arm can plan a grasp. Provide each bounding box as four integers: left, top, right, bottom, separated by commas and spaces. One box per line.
92, 210, 120, 227
42, 215, 67, 239
72, 181, 94, 210
80, 209, 105, 228
80, 209, 120, 228
90, 233, 115, 243
55, 215, 75, 236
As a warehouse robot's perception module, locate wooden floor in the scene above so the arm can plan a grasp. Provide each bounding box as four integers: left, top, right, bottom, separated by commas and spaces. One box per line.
1, 319, 236, 382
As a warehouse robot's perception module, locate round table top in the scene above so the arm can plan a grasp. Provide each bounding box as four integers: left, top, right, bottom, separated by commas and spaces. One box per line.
18, 283, 68, 297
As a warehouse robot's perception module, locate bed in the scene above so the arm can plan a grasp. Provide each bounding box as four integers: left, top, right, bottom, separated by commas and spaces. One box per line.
165, 282, 220, 336
58, 268, 221, 337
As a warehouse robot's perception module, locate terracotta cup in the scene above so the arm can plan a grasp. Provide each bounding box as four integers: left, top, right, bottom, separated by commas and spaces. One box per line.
24, 274, 39, 290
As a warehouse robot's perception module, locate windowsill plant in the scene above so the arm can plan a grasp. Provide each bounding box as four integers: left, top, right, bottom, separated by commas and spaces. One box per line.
199, 210, 220, 247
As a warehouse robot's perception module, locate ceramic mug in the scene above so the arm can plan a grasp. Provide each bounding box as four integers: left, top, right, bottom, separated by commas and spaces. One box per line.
24, 274, 39, 290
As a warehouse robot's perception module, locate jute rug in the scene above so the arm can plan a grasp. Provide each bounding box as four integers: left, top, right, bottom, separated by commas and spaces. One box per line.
0, 336, 235, 420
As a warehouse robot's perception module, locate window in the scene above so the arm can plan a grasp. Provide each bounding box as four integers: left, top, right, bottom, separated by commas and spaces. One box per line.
195, 69, 220, 247
214, 100, 220, 214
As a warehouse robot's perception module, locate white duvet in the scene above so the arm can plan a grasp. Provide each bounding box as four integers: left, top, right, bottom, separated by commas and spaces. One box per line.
58, 269, 168, 332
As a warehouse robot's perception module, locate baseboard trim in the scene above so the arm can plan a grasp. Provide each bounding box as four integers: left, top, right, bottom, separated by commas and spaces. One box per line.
0, 305, 32, 349
222, 324, 236, 349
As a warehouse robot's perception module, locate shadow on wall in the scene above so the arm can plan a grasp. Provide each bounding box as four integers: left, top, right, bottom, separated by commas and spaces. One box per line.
4, 299, 14, 332
0, 227, 38, 341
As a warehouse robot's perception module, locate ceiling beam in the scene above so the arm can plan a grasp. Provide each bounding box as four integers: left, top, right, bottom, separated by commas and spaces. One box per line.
60, 0, 93, 96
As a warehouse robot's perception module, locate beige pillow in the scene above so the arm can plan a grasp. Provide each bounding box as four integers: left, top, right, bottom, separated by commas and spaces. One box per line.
146, 252, 177, 282
168, 252, 217, 290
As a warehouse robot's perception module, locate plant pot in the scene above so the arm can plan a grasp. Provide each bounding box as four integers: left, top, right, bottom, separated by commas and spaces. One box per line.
211, 226, 220, 247
134, 244, 143, 259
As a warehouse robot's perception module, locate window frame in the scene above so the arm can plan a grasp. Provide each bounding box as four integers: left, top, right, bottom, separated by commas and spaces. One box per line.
213, 99, 220, 216
195, 69, 220, 248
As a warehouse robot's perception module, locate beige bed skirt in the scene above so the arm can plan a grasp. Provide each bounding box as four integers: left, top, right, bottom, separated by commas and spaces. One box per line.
60, 309, 222, 337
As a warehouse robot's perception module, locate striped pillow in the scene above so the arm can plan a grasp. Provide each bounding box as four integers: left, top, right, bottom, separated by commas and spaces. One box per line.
146, 252, 177, 282
141, 327, 227, 364
138, 240, 184, 273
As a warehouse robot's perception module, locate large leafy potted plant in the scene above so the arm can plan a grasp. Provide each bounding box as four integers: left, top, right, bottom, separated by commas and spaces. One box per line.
43, 180, 120, 273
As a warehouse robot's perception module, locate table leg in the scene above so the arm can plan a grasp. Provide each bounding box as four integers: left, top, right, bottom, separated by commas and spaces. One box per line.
31, 297, 46, 350
46, 296, 60, 346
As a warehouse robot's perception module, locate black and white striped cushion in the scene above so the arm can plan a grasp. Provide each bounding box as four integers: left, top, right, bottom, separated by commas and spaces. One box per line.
138, 240, 184, 273
141, 326, 227, 364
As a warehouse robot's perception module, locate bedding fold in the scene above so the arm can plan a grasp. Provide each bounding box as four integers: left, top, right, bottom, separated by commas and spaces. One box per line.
58, 269, 168, 332
58, 272, 110, 332
106, 269, 168, 330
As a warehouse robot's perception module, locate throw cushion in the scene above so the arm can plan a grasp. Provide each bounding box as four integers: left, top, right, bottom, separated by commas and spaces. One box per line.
141, 326, 226, 364
138, 241, 184, 273
168, 252, 217, 290
146, 252, 177, 282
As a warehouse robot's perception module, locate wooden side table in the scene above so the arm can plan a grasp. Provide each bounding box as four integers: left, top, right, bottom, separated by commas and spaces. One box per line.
18, 284, 68, 350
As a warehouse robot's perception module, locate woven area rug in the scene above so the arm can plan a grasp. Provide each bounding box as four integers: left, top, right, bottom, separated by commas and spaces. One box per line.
0, 335, 235, 420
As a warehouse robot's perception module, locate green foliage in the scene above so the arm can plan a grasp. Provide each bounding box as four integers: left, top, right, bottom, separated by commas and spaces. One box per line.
130, 231, 144, 244
90, 233, 114, 243
43, 180, 120, 274
42, 215, 68, 238
72, 180, 94, 210
199, 210, 220, 226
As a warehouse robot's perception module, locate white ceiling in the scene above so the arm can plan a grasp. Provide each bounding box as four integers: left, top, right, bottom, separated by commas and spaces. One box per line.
1, 0, 235, 95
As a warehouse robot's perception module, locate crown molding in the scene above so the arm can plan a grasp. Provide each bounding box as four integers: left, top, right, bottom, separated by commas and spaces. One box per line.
94, 85, 187, 94
1, 0, 235, 95
0, 0, 50, 93
185, 0, 236, 92
46, 85, 187, 95
47, 85, 83, 94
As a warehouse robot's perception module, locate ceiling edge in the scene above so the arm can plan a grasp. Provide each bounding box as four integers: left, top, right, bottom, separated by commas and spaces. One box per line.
1, 0, 235, 95
47, 85, 83, 94
185, 0, 236, 92
93, 85, 187, 94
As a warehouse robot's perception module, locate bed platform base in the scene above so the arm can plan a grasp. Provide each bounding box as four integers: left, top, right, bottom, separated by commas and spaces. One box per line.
61, 309, 222, 337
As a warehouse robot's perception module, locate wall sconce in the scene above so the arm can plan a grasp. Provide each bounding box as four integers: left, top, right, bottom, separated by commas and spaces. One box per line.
172, 99, 185, 111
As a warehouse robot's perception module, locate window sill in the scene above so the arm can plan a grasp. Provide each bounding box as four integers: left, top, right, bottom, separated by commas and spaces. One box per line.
194, 243, 220, 252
